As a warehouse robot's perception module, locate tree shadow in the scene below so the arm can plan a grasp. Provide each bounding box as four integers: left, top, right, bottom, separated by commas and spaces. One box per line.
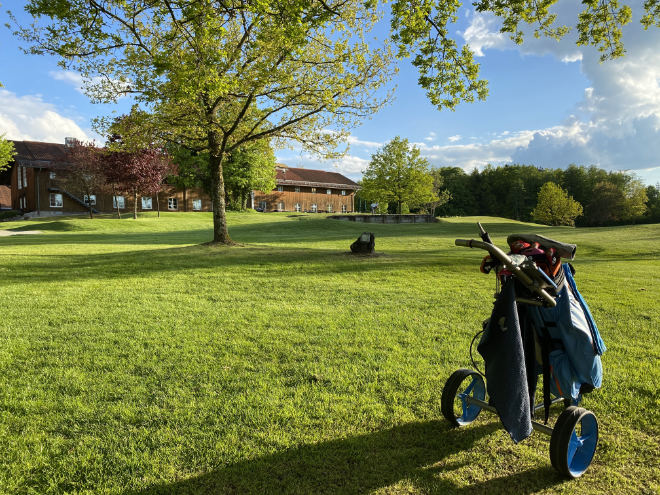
122, 419, 563, 495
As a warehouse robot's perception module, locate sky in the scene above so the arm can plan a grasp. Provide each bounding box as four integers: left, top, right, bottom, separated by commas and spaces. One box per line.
1, 1, 659, 186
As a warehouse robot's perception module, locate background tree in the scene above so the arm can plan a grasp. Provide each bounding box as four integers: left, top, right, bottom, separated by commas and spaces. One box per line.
167, 147, 210, 213
427, 168, 452, 216
360, 137, 437, 214
531, 181, 583, 226
58, 141, 106, 219
0, 135, 15, 172
223, 141, 276, 211
113, 149, 175, 220
645, 184, 660, 222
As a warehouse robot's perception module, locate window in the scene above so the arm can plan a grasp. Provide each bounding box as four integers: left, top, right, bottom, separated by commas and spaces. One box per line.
311, 187, 316, 193
295, 186, 300, 193
277, 201, 284, 211
142, 197, 153, 210
17, 167, 22, 189
342, 204, 347, 213
259, 201, 267, 211
49, 171, 56, 180
50, 193, 63, 208
277, 185, 283, 192
311, 203, 317, 213
84, 194, 96, 205
22, 166, 27, 188
168, 197, 178, 210
327, 203, 333, 213
326, 189, 331, 195
113, 195, 125, 209
295, 203, 301, 212
192, 199, 202, 211
341, 190, 346, 196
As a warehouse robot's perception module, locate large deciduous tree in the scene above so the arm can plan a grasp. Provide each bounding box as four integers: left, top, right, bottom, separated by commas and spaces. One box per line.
360, 137, 437, 214
15, 1, 393, 244
532, 181, 583, 226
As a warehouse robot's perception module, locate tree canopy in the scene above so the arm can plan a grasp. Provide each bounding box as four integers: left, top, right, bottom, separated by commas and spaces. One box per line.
0, 136, 15, 172
531, 181, 583, 226
360, 136, 437, 214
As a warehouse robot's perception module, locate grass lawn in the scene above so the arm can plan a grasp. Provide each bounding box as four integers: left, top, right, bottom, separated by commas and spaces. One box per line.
0, 212, 658, 494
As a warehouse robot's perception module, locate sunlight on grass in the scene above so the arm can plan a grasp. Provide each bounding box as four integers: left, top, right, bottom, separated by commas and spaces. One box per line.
0, 213, 658, 494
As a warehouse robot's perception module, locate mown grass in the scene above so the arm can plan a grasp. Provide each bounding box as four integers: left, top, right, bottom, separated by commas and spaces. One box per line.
0, 212, 658, 494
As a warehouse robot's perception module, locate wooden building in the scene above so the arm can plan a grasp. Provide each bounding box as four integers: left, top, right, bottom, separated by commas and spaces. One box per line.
1, 140, 360, 216
3, 140, 212, 215
252, 165, 359, 213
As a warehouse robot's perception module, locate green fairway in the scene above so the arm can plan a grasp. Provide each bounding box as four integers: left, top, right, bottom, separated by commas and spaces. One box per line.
0, 212, 658, 494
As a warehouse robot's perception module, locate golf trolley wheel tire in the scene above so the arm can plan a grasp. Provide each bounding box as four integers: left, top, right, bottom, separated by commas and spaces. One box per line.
549, 406, 599, 478
441, 368, 486, 427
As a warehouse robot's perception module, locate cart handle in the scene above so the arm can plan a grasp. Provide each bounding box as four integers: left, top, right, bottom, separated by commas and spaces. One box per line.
455, 238, 557, 307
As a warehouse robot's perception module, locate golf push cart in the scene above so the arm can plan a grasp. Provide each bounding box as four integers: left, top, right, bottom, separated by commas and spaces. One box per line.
442, 223, 606, 478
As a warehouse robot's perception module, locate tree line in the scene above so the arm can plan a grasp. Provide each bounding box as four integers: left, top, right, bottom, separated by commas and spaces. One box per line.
355, 137, 659, 226
432, 164, 657, 226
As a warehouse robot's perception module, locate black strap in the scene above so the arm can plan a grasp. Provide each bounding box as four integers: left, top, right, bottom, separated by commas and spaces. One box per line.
536, 322, 553, 424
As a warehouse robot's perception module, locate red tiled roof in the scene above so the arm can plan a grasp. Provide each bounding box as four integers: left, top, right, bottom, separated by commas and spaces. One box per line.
276, 166, 359, 189
11, 141, 72, 169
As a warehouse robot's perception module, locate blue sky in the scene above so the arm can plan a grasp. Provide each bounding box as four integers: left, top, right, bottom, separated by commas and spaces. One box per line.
1, 1, 659, 186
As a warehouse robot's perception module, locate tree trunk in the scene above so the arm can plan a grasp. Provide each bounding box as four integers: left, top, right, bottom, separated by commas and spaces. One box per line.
89, 204, 93, 219
156, 190, 160, 218
209, 133, 232, 244
134, 188, 138, 219
183, 186, 188, 212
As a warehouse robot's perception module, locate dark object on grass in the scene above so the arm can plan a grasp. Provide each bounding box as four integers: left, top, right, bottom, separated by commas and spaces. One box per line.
351, 232, 375, 254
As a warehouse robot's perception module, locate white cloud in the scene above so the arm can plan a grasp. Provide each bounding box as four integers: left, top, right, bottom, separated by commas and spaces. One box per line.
49, 70, 86, 94
346, 135, 383, 149
49, 69, 131, 99
424, 131, 437, 142
448, 135, 461, 143
0, 89, 93, 143
461, 13, 507, 56
455, 0, 660, 179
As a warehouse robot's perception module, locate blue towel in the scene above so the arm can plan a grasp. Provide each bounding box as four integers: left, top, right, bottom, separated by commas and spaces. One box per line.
477, 280, 533, 443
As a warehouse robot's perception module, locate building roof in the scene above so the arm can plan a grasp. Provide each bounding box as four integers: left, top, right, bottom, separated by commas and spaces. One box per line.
10, 140, 72, 169
276, 166, 359, 190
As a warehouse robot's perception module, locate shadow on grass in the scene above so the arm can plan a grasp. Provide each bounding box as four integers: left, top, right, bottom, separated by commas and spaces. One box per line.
124, 420, 562, 495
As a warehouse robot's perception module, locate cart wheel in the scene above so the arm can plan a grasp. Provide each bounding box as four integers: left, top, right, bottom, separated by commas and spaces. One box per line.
441, 369, 486, 427
550, 406, 598, 478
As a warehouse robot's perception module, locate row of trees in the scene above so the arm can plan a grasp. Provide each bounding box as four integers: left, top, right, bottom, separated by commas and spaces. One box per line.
61, 137, 277, 219
61, 141, 174, 219
433, 164, 655, 226
356, 138, 658, 227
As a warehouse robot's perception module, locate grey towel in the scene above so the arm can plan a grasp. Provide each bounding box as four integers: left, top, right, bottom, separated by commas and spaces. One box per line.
477, 280, 533, 443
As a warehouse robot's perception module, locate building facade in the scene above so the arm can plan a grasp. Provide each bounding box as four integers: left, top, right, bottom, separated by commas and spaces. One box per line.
1, 141, 360, 216
4, 140, 213, 215
252, 165, 359, 213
